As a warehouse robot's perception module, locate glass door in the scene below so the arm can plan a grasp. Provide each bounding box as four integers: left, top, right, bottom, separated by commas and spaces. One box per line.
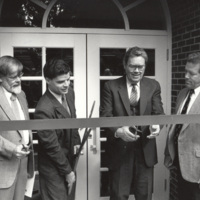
0, 32, 170, 200
87, 34, 169, 200
0, 33, 87, 200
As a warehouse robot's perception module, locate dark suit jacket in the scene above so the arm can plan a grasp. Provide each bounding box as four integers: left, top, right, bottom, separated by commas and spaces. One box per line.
0, 86, 34, 188
100, 76, 164, 170
34, 88, 80, 177
164, 87, 200, 183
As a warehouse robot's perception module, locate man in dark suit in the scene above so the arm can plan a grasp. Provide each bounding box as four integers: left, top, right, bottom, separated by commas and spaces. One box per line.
165, 52, 200, 200
0, 56, 34, 200
100, 47, 164, 200
34, 58, 80, 200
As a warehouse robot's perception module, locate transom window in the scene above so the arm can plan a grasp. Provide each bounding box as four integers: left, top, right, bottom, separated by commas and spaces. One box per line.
0, 0, 166, 30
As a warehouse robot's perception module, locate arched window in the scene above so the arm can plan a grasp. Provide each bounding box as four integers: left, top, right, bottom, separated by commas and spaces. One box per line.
0, 0, 166, 30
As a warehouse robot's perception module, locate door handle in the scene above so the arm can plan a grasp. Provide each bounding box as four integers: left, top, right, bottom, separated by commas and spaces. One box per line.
90, 128, 98, 154
90, 144, 97, 151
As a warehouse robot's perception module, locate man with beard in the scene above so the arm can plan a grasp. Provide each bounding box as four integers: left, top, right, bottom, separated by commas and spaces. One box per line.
100, 47, 164, 200
34, 58, 80, 200
0, 56, 34, 200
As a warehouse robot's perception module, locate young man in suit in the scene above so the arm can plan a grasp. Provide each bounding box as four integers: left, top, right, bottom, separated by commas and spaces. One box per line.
0, 56, 34, 200
165, 52, 200, 200
34, 58, 80, 200
100, 47, 164, 200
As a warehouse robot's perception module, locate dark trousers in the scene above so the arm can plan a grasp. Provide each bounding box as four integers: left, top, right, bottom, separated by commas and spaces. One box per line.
177, 166, 200, 200
109, 143, 153, 200
40, 173, 68, 200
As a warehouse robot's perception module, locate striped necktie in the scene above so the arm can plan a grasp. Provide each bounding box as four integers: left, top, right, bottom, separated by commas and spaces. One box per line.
130, 84, 138, 107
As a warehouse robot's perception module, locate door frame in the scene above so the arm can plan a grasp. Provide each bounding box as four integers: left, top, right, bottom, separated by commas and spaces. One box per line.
87, 34, 170, 200
0, 31, 171, 200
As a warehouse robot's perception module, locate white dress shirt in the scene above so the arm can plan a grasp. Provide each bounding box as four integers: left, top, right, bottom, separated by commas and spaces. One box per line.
126, 77, 140, 101
181, 86, 200, 113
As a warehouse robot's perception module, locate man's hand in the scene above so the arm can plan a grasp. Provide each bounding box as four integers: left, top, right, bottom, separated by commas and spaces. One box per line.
74, 145, 80, 155
147, 125, 160, 139
115, 126, 140, 142
13, 144, 30, 159
66, 171, 76, 188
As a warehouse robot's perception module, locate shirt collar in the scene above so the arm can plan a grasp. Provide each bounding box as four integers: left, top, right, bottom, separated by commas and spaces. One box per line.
194, 86, 200, 95
1, 86, 12, 100
126, 77, 140, 88
48, 89, 62, 104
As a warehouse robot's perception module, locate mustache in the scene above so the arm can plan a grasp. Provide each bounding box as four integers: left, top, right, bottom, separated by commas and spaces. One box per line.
10, 84, 21, 89
12, 84, 21, 87
132, 72, 141, 75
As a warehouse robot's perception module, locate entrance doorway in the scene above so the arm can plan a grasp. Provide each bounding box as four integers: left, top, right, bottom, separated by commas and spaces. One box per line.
0, 32, 169, 200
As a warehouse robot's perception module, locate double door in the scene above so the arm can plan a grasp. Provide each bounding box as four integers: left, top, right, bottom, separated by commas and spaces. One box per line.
0, 32, 169, 200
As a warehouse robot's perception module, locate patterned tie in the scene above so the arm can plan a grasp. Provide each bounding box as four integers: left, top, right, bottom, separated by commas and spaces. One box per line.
62, 95, 71, 116
130, 84, 138, 107
174, 89, 194, 163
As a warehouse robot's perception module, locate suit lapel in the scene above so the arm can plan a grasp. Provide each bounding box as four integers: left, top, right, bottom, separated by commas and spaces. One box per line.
140, 78, 148, 115
66, 90, 75, 118
46, 90, 71, 118
181, 90, 200, 132
17, 93, 29, 120
118, 77, 131, 115
0, 87, 25, 138
0, 86, 16, 120
176, 89, 188, 114
188, 91, 200, 114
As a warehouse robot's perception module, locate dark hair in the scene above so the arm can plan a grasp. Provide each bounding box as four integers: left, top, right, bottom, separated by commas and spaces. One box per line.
123, 46, 148, 66
43, 58, 71, 79
0, 56, 23, 77
187, 52, 200, 65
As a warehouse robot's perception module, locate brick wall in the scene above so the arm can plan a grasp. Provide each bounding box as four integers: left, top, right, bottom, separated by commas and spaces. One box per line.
167, 0, 200, 199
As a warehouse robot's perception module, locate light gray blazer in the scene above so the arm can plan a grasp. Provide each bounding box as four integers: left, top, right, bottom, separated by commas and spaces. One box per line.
0, 86, 34, 188
164, 87, 200, 183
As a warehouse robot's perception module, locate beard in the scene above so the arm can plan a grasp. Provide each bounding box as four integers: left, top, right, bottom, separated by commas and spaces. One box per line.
11, 84, 21, 94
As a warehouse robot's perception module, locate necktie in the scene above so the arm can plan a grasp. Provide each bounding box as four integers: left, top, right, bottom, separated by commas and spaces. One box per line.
174, 89, 194, 163
10, 93, 29, 144
62, 95, 71, 116
130, 84, 138, 107
10, 93, 22, 120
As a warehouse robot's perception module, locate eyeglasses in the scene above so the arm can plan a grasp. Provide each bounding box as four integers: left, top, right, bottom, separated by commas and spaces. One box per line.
7, 72, 24, 81
128, 65, 145, 71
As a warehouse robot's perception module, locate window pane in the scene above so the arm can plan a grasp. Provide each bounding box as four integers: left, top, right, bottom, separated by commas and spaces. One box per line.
14, 48, 42, 76
1, 0, 166, 30
21, 81, 42, 109
1, 0, 45, 27
46, 48, 74, 76
49, 0, 124, 28
145, 49, 155, 76
100, 49, 125, 76
127, 0, 166, 30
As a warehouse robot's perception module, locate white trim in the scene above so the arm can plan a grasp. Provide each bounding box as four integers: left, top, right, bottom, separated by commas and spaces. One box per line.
42, 0, 58, 28
0, 27, 168, 36
112, 0, 129, 30
124, 0, 146, 12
